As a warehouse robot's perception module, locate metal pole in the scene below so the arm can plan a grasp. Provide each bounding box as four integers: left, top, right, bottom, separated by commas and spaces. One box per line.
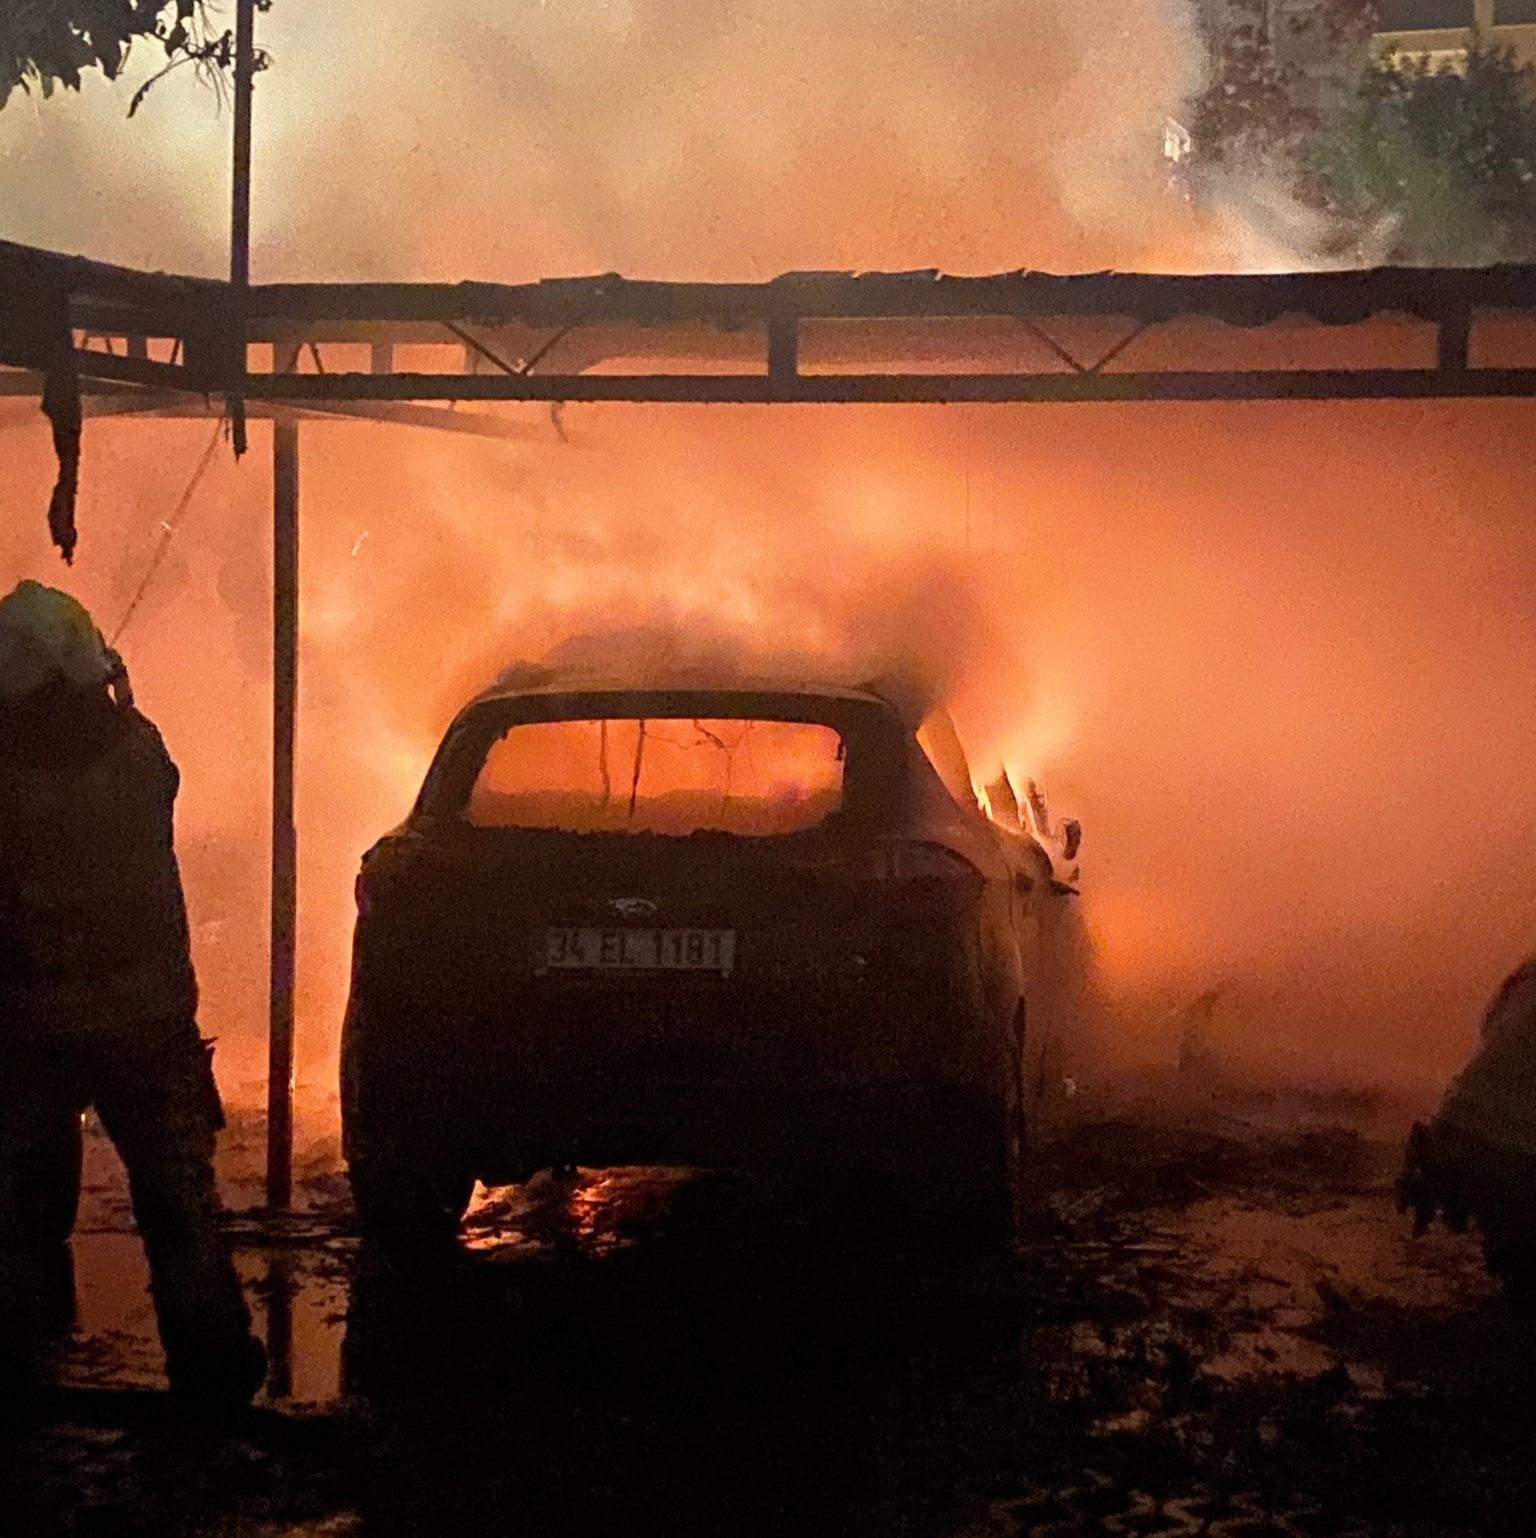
267, 417, 299, 1209
229, 0, 256, 455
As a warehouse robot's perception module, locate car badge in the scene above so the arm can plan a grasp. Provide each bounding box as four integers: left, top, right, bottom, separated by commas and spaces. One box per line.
609, 897, 658, 919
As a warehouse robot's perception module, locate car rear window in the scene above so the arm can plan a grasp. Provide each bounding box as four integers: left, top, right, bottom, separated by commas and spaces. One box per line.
466, 717, 847, 836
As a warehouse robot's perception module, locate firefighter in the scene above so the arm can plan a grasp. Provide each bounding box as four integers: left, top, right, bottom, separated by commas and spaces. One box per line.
0, 581, 265, 1401
1400, 958, 1536, 1311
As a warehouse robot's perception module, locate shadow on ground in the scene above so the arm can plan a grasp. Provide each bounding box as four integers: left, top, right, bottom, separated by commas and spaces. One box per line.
5, 1083, 1534, 1537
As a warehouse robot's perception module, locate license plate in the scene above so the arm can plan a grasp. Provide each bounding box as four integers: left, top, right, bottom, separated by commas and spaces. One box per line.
540, 927, 737, 975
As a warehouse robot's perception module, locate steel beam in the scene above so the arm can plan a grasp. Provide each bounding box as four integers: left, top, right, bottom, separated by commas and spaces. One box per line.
267, 418, 299, 1212
0, 380, 558, 439
262, 400, 555, 438
225, 367, 1536, 404
17, 362, 1536, 406
49, 351, 193, 390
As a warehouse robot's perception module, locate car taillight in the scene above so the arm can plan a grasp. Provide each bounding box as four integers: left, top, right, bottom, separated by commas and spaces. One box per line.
864, 840, 981, 882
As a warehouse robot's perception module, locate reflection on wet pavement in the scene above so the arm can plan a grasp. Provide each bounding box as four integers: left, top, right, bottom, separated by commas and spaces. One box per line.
461, 1164, 702, 1260
8, 1091, 1536, 1536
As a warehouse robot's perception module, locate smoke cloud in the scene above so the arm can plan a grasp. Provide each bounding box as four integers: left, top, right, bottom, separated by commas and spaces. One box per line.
3, 0, 1233, 278
2, 3, 1533, 1115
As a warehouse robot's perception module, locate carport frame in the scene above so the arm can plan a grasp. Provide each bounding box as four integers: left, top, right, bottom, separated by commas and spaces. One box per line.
7, 243, 1536, 1209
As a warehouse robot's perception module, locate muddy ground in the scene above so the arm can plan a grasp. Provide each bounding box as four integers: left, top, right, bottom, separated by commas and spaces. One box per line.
3, 1078, 1531, 1537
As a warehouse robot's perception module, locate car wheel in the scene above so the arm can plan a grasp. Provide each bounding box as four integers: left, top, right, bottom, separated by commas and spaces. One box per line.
349, 1155, 474, 1255
938, 1011, 1028, 1254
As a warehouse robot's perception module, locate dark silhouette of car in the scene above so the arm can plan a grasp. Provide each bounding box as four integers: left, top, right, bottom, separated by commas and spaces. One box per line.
341, 663, 1084, 1249
1400, 958, 1536, 1310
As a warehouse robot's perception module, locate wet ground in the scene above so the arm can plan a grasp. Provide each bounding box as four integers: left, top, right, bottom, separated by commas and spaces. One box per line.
4, 1078, 1532, 1537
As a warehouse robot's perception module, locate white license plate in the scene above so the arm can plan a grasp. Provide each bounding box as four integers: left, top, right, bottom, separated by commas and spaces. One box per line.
540, 927, 737, 975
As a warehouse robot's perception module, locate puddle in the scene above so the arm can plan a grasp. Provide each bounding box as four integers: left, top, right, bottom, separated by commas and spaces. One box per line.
57, 1232, 163, 1390
55, 1153, 726, 1410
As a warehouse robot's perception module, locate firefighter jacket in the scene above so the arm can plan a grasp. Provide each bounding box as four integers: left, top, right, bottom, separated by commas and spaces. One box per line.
0, 691, 198, 1038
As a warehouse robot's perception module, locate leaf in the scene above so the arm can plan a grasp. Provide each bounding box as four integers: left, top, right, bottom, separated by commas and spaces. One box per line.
5, 0, 279, 113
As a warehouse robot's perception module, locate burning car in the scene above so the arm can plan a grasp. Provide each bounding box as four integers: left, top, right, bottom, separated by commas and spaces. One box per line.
341, 661, 1083, 1249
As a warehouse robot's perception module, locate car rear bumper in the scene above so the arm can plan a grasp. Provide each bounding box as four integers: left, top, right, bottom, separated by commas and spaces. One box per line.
455, 1073, 1005, 1184
344, 962, 1010, 1183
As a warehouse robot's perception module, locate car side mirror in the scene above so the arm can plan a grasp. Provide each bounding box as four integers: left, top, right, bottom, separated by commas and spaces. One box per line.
1060, 819, 1082, 862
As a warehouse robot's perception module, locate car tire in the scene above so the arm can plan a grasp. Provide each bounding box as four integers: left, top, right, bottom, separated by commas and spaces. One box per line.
349, 1155, 474, 1255
938, 1011, 1028, 1254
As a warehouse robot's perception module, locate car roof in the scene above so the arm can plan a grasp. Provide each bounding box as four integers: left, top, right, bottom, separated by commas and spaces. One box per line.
468, 664, 910, 719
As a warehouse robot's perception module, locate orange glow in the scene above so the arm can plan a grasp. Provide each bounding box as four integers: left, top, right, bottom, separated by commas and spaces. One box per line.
469, 717, 845, 836
6, 4, 1536, 1121
3, 387, 1533, 1116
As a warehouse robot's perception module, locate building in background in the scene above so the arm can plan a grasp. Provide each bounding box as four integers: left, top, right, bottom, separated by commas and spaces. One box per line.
1195, 1, 1536, 114
1187, 0, 1536, 163
1373, 1, 1536, 69
1182, 0, 1536, 263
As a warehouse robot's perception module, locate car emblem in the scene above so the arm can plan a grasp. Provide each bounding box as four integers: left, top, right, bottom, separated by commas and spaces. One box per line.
609, 897, 658, 919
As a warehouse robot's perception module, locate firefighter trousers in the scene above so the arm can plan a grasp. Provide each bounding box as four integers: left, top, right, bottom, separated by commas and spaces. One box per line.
0, 1019, 254, 1383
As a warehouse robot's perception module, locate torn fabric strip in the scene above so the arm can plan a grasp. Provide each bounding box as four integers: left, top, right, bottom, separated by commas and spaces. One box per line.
0, 281, 82, 563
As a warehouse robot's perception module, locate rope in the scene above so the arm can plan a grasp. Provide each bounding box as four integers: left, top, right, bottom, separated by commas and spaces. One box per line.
109, 419, 225, 648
